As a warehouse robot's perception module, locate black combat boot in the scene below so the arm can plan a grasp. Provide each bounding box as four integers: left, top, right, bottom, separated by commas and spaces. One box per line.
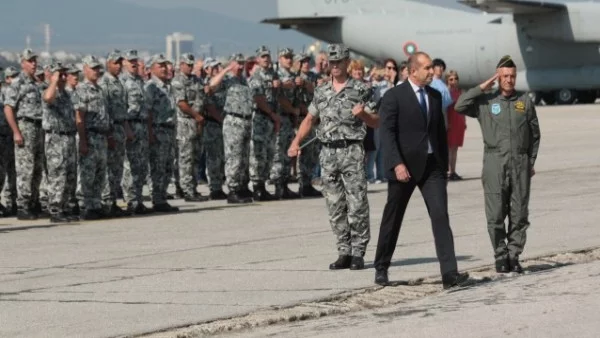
350, 256, 365, 270
50, 212, 71, 223
252, 182, 277, 201
275, 182, 300, 200
329, 255, 352, 270
495, 257, 510, 273
209, 190, 228, 200
153, 202, 179, 213
227, 191, 253, 204
300, 184, 323, 198
17, 208, 37, 220
509, 257, 524, 274
184, 193, 209, 202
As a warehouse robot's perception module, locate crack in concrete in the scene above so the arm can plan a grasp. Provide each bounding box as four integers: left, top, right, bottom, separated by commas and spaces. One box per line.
135, 246, 600, 338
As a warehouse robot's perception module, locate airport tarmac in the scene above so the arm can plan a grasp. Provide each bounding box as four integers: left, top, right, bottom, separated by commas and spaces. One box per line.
1, 104, 599, 338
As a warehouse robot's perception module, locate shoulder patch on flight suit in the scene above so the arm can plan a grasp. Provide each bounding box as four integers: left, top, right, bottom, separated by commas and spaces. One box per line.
514, 100, 525, 113
491, 103, 501, 115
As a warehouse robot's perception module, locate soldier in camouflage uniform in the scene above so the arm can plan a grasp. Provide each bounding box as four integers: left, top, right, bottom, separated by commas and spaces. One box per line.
208, 54, 255, 204
3, 49, 45, 220
288, 44, 379, 270
99, 50, 132, 217
120, 50, 153, 214
42, 62, 78, 223
295, 53, 322, 198
269, 48, 301, 200
1, 67, 20, 216
0, 73, 9, 216
248, 46, 280, 201
145, 54, 179, 212
74, 55, 111, 220
171, 53, 209, 202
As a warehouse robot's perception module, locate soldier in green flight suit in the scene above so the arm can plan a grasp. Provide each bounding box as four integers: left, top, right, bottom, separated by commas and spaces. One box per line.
454, 55, 541, 274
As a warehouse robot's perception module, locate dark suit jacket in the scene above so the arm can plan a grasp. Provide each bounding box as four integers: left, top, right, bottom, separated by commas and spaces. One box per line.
379, 81, 449, 182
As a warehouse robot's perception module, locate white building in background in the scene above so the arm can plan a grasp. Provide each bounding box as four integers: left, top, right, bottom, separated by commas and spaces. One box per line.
166, 32, 194, 61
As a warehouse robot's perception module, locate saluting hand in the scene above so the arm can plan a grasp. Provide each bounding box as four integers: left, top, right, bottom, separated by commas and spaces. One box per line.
479, 73, 499, 91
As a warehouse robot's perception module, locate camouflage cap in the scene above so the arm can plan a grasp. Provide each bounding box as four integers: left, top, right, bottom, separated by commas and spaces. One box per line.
4, 66, 19, 78
149, 53, 169, 65
49, 61, 69, 73
82, 55, 102, 68
35, 66, 45, 76
229, 53, 246, 63
123, 49, 139, 61
278, 47, 293, 57
203, 57, 215, 69
106, 49, 123, 62
20, 48, 37, 61
294, 53, 311, 62
327, 44, 350, 61
179, 53, 195, 65
256, 45, 271, 57
65, 63, 80, 74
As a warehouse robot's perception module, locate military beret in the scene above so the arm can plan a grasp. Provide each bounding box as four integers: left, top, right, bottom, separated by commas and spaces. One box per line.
149, 53, 168, 65
179, 53, 195, 65
278, 47, 293, 57
256, 45, 271, 57
81, 55, 102, 68
20, 48, 37, 61
230, 53, 246, 63
106, 50, 123, 62
4, 66, 19, 78
327, 44, 350, 61
497, 55, 516, 68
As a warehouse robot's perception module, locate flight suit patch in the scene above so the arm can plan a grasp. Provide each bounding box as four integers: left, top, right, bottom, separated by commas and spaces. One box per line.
491, 103, 501, 115
515, 101, 526, 113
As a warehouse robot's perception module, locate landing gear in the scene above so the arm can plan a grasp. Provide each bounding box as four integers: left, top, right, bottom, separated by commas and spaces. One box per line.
531, 89, 597, 105
555, 88, 577, 105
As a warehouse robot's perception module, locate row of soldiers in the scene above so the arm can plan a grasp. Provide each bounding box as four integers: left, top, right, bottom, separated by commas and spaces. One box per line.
0, 46, 325, 222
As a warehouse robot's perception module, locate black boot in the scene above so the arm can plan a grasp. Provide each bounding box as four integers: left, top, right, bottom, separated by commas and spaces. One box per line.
329, 255, 352, 270
300, 184, 323, 198
275, 182, 300, 200
209, 190, 228, 200
227, 191, 253, 204
495, 257, 510, 273
252, 182, 276, 201
350, 256, 365, 270
239, 185, 253, 199
509, 257, 524, 274
17, 208, 37, 220
50, 212, 71, 223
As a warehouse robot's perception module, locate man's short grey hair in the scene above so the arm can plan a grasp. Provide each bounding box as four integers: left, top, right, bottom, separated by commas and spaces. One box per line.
407, 51, 430, 73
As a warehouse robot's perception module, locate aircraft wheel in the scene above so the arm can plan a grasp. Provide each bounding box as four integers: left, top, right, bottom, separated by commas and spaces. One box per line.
555, 89, 577, 105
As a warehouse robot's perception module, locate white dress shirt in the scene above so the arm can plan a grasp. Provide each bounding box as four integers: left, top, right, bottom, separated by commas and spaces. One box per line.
407, 79, 433, 154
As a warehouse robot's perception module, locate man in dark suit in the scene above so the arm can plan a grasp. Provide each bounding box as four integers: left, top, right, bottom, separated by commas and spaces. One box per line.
373, 52, 469, 289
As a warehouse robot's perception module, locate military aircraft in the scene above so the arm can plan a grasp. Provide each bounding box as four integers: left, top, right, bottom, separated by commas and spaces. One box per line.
262, 0, 600, 105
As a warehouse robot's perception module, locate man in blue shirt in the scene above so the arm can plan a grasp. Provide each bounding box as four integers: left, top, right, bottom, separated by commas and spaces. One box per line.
430, 58, 452, 128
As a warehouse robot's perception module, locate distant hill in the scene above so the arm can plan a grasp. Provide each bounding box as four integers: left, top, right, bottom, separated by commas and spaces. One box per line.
0, 0, 312, 56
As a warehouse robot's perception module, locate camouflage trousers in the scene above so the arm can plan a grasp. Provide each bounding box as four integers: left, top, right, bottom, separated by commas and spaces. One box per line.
320, 143, 370, 257
177, 118, 201, 197
77, 132, 107, 210
0, 132, 17, 208
203, 120, 224, 192
15, 120, 45, 210
299, 127, 319, 189
223, 114, 252, 191
102, 124, 126, 205
269, 115, 295, 184
249, 113, 275, 183
45, 133, 77, 214
150, 125, 175, 205
123, 121, 149, 205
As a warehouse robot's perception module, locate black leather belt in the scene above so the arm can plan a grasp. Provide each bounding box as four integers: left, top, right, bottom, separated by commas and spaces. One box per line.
227, 112, 252, 120
322, 139, 362, 149
18, 116, 42, 126
45, 130, 76, 136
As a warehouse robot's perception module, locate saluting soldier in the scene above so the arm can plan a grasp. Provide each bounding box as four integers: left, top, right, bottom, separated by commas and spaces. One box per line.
42, 61, 78, 223
145, 54, 179, 213
288, 44, 379, 270
99, 50, 133, 217
454, 55, 541, 274
74, 55, 111, 220
208, 53, 255, 204
3, 49, 45, 220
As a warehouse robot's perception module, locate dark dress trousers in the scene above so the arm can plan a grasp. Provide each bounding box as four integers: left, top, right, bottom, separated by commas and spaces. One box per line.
373, 80, 458, 276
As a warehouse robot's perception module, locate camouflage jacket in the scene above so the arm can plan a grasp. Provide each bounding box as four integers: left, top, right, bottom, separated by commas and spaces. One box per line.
0, 87, 7, 131
308, 78, 375, 142
42, 87, 76, 133
120, 71, 147, 120
171, 72, 204, 120
145, 75, 176, 126
296, 71, 318, 108
277, 67, 298, 107
99, 72, 127, 122
205, 76, 227, 114
249, 66, 280, 110
3, 72, 43, 120
221, 74, 254, 117
74, 79, 110, 132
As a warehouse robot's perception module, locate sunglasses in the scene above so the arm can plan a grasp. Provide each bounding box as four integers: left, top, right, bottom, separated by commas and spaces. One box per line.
448, 77, 459, 81
386, 66, 396, 70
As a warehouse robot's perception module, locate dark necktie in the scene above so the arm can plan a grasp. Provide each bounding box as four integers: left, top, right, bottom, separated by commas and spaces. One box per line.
418, 88, 427, 120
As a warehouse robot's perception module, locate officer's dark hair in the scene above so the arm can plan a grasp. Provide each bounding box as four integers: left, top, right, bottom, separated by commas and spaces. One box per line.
497, 55, 516, 69
432, 58, 446, 70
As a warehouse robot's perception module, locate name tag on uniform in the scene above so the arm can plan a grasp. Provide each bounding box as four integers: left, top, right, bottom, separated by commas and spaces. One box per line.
491, 103, 501, 115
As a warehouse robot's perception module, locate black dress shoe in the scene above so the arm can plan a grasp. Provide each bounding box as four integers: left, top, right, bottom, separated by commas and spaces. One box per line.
329, 255, 352, 270
442, 272, 470, 290
509, 258, 524, 274
375, 269, 389, 286
349, 256, 365, 270
495, 258, 510, 273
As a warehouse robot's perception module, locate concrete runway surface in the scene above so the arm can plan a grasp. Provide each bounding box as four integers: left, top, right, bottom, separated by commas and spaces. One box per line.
1, 104, 599, 338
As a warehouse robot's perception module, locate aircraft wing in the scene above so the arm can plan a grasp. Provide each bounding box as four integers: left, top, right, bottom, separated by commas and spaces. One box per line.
261, 16, 340, 29
458, 0, 566, 14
